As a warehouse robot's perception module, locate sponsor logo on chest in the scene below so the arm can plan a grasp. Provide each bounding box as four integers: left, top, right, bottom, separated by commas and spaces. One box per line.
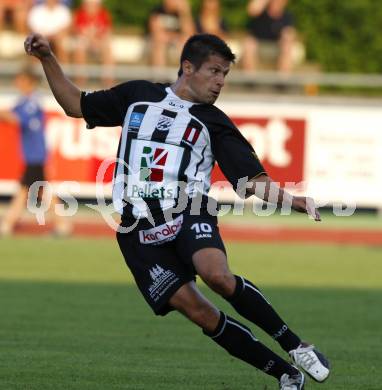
140, 146, 168, 182
127, 139, 184, 200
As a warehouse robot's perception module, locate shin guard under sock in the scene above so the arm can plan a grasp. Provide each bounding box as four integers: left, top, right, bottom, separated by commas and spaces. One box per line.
226, 275, 301, 352
203, 312, 298, 380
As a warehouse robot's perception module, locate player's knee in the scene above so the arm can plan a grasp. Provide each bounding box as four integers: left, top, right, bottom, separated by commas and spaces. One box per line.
204, 272, 235, 297
185, 303, 219, 331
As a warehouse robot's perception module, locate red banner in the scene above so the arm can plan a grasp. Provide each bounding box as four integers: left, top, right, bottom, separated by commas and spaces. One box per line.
213, 117, 306, 186
0, 112, 306, 192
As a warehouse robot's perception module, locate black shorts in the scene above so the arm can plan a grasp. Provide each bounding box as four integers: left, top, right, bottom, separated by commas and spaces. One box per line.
116, 212, 226, 316
20, 164, 45, 187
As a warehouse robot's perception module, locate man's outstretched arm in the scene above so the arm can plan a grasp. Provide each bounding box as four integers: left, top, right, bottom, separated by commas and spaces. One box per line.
24, 33, 82, 118
247, 173, 321, 221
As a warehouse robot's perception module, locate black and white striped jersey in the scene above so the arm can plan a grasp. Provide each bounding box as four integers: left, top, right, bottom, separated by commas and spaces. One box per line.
81, 80, 265, 227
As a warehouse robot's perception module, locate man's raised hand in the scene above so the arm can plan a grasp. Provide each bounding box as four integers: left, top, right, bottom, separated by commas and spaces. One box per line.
24, 34, 52, 59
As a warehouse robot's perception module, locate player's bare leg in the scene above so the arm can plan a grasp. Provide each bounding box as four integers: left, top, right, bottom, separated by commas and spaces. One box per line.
33, 181, 71, 237
192, 247, 236, 296
0, 186, 28, 235
48, 194, 72, 237
169, 280, 220, 332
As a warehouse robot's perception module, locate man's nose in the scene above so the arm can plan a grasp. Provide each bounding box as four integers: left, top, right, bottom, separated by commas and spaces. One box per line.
216, 74, 225, 87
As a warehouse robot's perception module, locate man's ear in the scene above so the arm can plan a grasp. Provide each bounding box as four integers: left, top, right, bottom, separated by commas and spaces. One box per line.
182, 60, 194, 76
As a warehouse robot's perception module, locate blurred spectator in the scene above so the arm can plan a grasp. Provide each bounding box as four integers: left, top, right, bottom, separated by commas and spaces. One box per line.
196, 0, 228, 39
148, 0, 194, 67
34, 0, 73, 5
0, 67, 70, 237
0, 0, 32, 34
73, 0, 114, 87
27, 0, 72, 63
242, 0, 296, 73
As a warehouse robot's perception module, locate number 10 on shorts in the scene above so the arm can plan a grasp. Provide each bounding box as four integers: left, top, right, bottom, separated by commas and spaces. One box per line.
191, 223, 212, 234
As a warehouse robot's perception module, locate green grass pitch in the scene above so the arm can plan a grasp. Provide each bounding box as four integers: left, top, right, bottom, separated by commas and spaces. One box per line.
1, 237, 381, 389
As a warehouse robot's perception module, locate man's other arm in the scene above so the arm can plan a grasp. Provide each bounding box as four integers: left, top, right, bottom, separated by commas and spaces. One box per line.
247, 173, 321, 221
24, 34, 82, 118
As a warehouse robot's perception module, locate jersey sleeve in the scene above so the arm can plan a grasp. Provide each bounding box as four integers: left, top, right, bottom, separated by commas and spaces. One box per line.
80, 80, 140, 128
210, 109, 266, 192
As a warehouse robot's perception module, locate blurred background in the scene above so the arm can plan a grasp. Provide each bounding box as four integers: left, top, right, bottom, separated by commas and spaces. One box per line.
0, 2, 381, 389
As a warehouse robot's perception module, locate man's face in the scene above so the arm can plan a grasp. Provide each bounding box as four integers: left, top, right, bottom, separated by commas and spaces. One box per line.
185, 54, 231, 104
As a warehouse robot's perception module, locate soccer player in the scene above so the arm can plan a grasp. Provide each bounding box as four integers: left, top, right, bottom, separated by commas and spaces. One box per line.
0, 67, 69, 236
24, 32, 330, 389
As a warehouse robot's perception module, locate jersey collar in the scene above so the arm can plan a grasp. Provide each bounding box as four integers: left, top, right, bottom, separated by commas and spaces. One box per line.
165, 87, 196, 109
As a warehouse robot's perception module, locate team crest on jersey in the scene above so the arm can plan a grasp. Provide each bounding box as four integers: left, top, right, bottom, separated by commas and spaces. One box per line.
140, 146, 168, 182
156, 115, 175, 131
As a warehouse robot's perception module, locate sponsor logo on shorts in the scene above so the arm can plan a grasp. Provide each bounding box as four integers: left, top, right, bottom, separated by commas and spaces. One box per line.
139, 215, 183, 245
148, 264, 179, 302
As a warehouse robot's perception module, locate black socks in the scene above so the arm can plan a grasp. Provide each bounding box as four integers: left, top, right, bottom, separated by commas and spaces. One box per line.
226, 275, 301, 352
204, 312, 298, 380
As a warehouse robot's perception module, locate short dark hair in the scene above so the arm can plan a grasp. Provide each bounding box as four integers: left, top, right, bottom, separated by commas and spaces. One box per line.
178, 34, 236, 77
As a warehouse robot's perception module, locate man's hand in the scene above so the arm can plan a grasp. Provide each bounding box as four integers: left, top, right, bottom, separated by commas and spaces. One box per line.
24, 34, 52, 60
247, 175, 321, 221
292, 196, 321, 222
24, 33, 82, 118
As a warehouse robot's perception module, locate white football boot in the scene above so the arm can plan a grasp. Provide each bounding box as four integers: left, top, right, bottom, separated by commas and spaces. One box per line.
279, 370, 305, 390
289, 342, 330, 382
